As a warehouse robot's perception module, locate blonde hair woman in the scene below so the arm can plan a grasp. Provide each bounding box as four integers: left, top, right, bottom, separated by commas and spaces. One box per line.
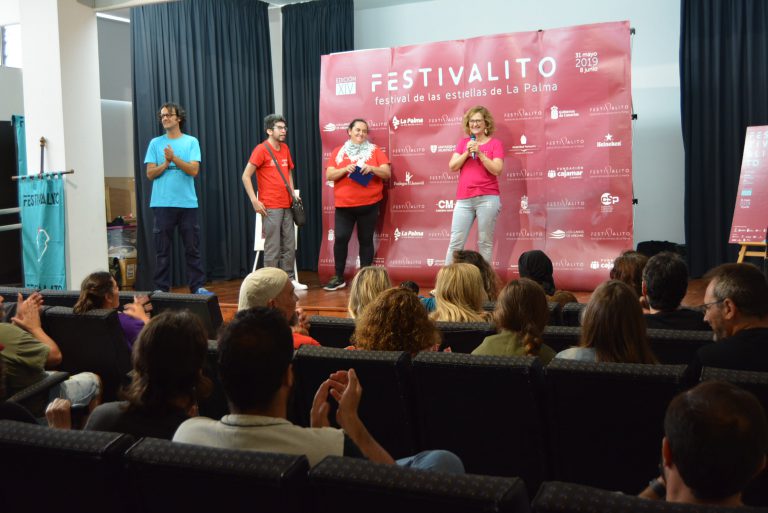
347, 266, 392, 318
430, 263, 490, 323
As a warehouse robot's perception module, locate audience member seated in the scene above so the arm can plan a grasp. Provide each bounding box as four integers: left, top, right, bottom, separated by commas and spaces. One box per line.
638, 380, 767, 506
0, 341, 36, 423
73, 271, 150, 349
641, 252, 709, 331
238, 267, 319, 349
351, 288, 440, 355
347, 266, 392, 319
518, 250, 578, 307
472, 278, 555, 363
685, 263, 768, 381
609, 250, 648, 298
555, 280, 657, 363
453, 249, 501, 301
77, 310, 211, 439
430, 263, 491, 323
0, 292, 101, 417
173, 307, 464, 473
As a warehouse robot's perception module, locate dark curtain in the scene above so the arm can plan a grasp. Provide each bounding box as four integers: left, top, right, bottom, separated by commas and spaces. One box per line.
131, 0, 274, 290
681, 0, 768, 276
282, 0, 353, 271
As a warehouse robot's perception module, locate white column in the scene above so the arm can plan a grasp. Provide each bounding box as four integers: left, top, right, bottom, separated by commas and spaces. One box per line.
19, 0, 107, 289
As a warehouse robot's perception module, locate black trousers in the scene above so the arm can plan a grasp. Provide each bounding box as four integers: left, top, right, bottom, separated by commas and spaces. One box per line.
333, 202, 380, 277
152, 207, 205, 292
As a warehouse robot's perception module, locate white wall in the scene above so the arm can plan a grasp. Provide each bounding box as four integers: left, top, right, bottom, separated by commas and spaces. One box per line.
97, 16, 134, 178
355, 0, 685, 246
0, 0, 19, 25
19, 0, 107, 288
0, 0, 22, 119
0, 66, 23, 119
269, 6, 283, 114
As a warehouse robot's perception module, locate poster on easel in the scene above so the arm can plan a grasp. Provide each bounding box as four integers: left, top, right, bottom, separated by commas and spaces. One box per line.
729, 126, 768, 244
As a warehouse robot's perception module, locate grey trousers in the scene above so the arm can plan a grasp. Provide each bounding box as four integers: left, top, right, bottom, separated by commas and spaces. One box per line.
263, 208, 295, 279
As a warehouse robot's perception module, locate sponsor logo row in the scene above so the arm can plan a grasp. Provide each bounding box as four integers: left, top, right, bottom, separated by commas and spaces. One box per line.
323, 225, 630, 244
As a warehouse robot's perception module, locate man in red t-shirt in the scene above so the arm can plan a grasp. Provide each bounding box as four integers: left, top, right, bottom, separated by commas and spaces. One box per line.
241, 114, 306, 290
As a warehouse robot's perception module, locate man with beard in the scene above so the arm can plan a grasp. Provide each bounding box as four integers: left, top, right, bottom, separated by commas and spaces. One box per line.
684, 263, 768, 382
237, 267, 319, 349
241, 114, 306, 290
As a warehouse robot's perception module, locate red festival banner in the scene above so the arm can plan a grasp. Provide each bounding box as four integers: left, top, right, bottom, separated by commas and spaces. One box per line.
319, 21, 633, 290
729, 126, 768, 244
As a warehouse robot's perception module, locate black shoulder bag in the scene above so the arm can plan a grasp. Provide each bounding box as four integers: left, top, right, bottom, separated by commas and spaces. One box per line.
263, 143, 305, 227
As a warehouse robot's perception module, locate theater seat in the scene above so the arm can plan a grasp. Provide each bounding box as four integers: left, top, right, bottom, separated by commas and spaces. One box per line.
291, 346, 417, 459
149, 292, 223, 339
307, 315, 355, 347
647, 328, 713, 364
541, 326, 580, 353
412, 352, 547, 494
436, 321, 496, 353
544, 360, 686, 493
41, 306, 131, 401
40, 289, 152, 309
310, 455, 530, 513
125, 437, 308, 513
532, 480, 766, 513
0, 420, 135, 513
561, 302, 586, 326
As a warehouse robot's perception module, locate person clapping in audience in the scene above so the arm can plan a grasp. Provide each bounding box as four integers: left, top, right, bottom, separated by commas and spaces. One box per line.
352, 288, 440, 355
82, 310, 211, 438
430, 263, 490, 323
555, 280, 657, 363
74, 271, 151, 349
0, 292, 101, 420
174, 307, 464, 473
472, 278, 555, 363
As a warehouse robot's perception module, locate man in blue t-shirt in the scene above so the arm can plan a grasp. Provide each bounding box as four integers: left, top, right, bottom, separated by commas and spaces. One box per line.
144, 102, 211, 294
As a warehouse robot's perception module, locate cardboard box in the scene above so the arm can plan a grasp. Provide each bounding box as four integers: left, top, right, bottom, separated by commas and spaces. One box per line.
105, 177, 137, 221
110, 256, 136, 289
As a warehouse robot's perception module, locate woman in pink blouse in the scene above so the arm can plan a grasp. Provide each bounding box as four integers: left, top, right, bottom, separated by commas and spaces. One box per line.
445, 106, 504, 265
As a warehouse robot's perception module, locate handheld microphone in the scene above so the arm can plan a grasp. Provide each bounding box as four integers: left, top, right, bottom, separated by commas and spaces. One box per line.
470, 133, 476, 159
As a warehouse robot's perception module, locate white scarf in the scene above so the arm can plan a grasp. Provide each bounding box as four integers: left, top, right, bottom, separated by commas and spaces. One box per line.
336, 139, 375, 166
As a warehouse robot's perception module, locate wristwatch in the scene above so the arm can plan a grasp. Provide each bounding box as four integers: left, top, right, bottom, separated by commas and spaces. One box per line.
648, 477, 666, 498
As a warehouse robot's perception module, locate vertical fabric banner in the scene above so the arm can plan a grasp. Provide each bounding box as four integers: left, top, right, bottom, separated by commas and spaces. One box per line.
18, 176, 66, 289
319, 21, 633, 290
12, 115, 27, 175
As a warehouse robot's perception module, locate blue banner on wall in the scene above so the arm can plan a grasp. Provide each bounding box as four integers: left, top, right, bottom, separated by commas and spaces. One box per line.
12, 115, 27, 175
18, 176, 66, 289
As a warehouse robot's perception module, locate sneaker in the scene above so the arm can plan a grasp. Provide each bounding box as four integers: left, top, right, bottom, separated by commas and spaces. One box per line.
194, 287, 215, 296
291, 280, 308, 291
323, 276, 346, 291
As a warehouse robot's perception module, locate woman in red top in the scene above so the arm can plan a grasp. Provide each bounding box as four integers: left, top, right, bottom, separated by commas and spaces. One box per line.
445, 106, 504, 265
324, 119, 391, 291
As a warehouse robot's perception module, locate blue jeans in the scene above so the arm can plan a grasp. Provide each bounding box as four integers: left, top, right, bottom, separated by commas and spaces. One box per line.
396, 450, 465, 474
445, 195, 501, 264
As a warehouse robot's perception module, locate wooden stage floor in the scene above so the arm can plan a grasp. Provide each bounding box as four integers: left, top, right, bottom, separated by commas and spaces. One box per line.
175, 272, 708, 324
